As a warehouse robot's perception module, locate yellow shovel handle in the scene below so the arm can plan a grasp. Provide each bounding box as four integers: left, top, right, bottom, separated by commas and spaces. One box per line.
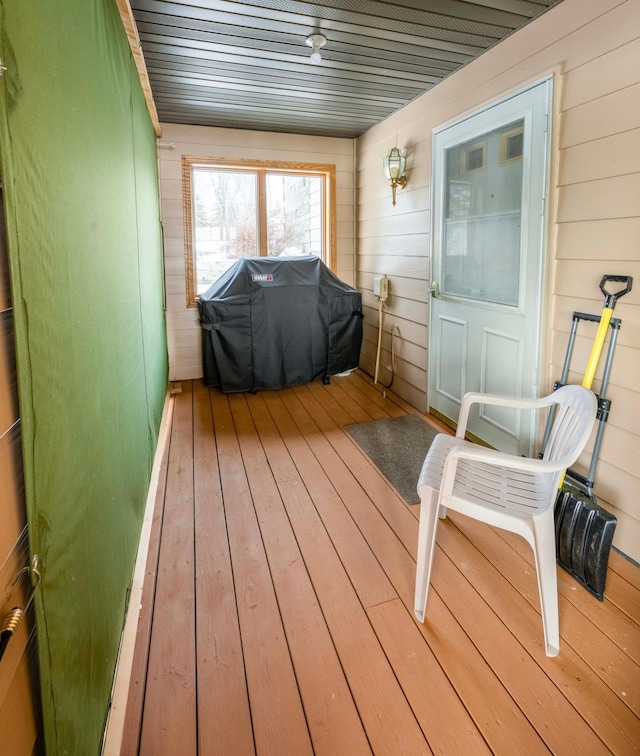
582, 308, 612, 389
560, 308, 611, 489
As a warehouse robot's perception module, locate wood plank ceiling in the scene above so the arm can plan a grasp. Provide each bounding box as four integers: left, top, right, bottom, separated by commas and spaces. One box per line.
129, 0, 564, 138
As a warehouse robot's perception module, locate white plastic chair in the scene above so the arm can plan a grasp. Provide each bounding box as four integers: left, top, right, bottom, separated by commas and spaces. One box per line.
414, 385, 597, 657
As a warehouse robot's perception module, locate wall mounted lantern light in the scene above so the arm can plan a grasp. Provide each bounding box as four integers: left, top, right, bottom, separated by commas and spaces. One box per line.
306, 33, 327, 64
383, 147, 407, 206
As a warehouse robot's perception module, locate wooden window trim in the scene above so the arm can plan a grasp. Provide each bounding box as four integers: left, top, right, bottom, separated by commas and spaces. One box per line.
182, 156, 337, 308
459, 140, 487, 176
499, 125, 524, 166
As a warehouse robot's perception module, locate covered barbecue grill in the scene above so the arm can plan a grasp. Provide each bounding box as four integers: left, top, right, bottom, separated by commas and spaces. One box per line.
199, 256, 363, 392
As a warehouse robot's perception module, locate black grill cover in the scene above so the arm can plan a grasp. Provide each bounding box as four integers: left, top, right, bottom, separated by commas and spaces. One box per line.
199, 256, 363, 392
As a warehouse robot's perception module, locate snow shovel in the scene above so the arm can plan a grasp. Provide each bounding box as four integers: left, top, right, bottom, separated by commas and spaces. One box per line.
541, 274, 633, 600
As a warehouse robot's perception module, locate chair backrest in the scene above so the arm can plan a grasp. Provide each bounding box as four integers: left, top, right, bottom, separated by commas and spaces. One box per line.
541, 385, 597, 468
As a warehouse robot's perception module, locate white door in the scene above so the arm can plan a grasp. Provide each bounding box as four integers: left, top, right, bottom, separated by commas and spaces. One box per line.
428, 79, 551, 455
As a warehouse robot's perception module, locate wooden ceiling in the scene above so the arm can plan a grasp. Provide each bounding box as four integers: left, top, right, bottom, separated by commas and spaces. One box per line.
128, 0, 563, 139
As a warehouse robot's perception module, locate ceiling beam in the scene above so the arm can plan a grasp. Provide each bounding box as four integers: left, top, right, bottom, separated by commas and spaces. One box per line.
115, 0, 162, 137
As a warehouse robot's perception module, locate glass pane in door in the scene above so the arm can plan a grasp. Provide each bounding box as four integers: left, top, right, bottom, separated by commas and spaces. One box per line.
443, 119, 524, 306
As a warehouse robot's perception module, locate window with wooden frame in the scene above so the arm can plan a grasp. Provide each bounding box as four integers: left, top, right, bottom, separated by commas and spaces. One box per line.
499, 124, 524, 165
459, 139, 487, 175
183, 157, 336, 306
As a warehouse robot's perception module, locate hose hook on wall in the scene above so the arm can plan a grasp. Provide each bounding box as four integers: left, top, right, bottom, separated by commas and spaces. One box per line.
0, 554, 41, 663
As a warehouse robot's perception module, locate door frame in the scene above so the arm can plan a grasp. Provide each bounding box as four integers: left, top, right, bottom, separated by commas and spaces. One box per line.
427, 76, 554, 454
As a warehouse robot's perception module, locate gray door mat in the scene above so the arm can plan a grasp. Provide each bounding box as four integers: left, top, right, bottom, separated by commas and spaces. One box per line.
345, 414, 440, 504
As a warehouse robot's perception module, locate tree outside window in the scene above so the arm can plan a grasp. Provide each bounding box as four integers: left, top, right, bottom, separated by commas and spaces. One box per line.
183, 157, 336, 304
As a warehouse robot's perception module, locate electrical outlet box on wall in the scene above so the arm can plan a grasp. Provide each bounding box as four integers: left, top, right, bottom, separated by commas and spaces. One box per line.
373, 274, 389, 301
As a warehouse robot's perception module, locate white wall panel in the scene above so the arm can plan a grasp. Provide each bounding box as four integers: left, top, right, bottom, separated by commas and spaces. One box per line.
562, 38, 640, 110
556, 218, 640, 262
560, 84, 640, 148
560, 130, 640, 186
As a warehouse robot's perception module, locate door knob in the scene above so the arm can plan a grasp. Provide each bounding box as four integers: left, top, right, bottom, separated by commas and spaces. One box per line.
429, 281, 440, 298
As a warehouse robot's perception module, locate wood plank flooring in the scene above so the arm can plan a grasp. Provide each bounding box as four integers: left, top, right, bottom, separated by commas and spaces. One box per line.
120, 371, 640, 755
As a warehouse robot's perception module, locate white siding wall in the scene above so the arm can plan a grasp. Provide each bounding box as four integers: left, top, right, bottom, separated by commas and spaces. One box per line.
356, 0, 640, 559
158, 124, 355, 381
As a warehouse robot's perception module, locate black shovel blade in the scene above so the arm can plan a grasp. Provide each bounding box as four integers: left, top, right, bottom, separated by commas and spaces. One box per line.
554, 484, 616, 601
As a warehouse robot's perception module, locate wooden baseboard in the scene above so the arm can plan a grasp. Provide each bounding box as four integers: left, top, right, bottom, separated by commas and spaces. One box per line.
100, 392, 175, 755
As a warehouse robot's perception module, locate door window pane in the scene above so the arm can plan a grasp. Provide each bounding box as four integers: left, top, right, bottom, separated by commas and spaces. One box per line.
193, 169, 258, 294
443, 119, 524, 306
266, 174, 323, 258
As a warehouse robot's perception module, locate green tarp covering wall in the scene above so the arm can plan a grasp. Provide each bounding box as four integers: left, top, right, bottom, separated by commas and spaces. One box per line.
0, 1, 168, 752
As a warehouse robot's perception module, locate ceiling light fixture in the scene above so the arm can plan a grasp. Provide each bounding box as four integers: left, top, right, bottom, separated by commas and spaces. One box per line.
306, 33, 327, 65
383, 147, 408, 206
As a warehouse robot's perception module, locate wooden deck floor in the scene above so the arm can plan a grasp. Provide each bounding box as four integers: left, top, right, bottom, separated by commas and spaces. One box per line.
120, 372, 640, 755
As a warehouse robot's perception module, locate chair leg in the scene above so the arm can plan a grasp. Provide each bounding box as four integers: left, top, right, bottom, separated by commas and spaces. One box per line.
414, 486, 440, 623
531, 510, 560, 657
